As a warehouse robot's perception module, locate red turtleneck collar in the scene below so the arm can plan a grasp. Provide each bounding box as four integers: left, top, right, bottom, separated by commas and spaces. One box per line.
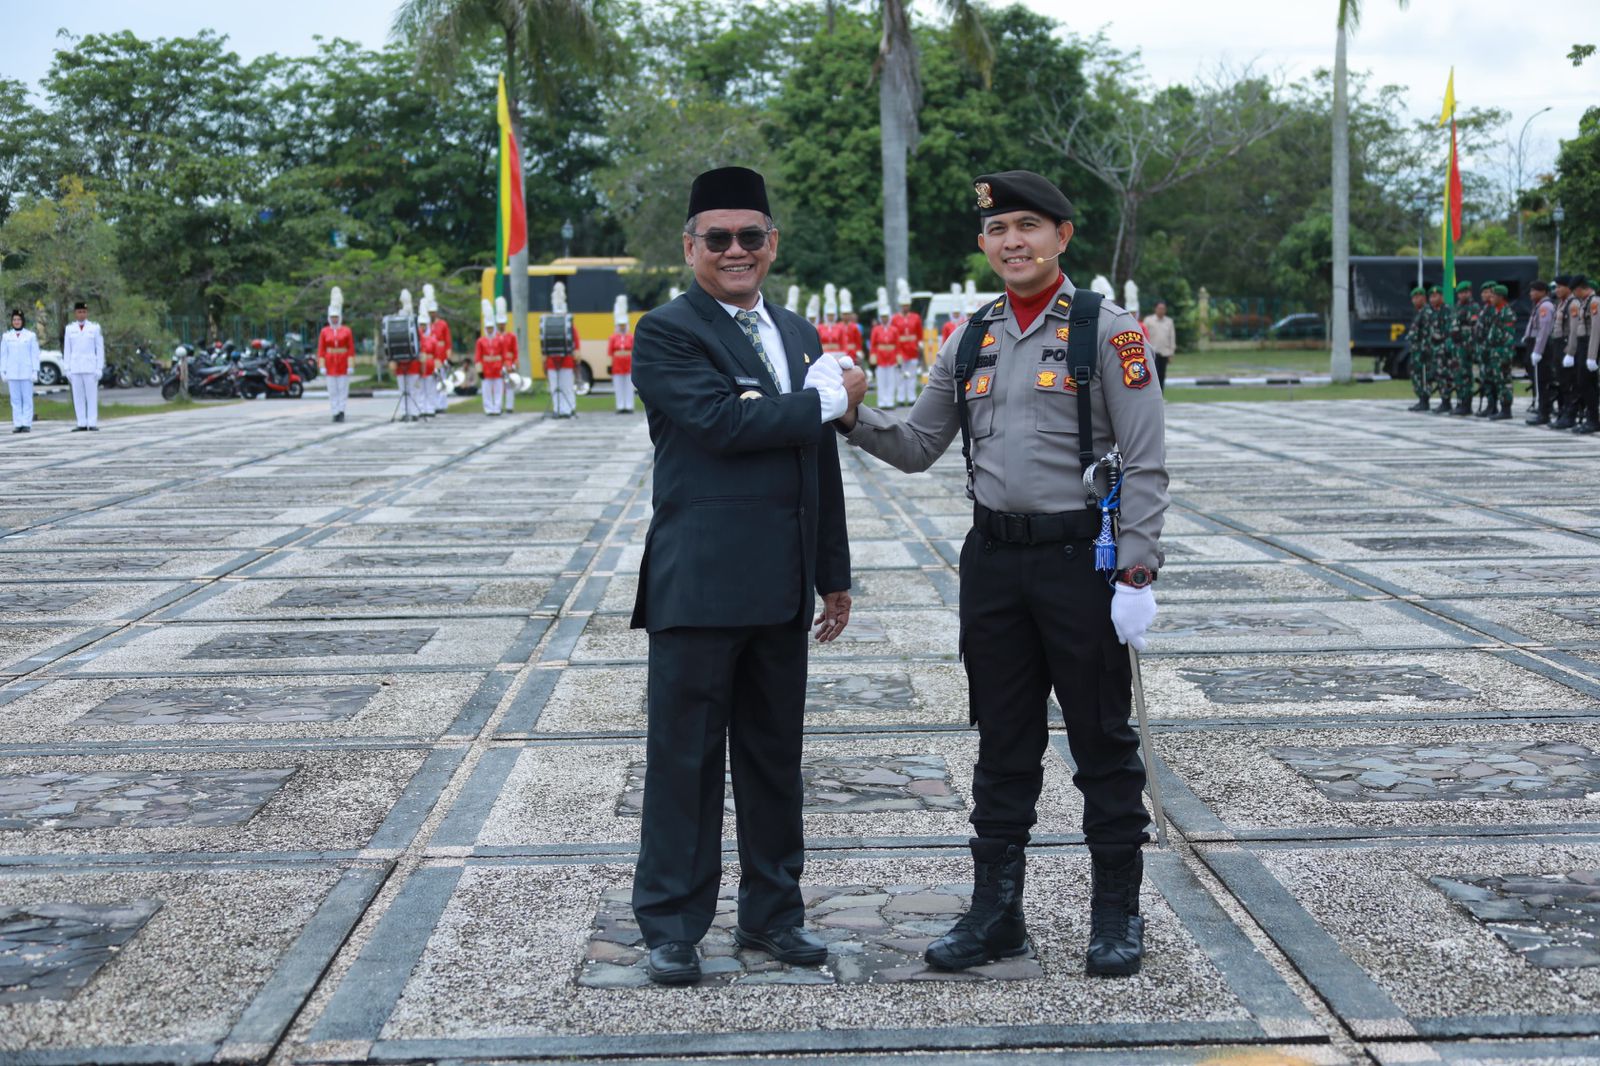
1006, 272, 1065, 333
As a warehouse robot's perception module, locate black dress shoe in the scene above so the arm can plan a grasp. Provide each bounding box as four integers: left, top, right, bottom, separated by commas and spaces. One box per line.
87, 426, 99, 431
733, 925, 829, 965
11, 427, 22, 434
644, 941, 700, 985
72, 426, 88, 432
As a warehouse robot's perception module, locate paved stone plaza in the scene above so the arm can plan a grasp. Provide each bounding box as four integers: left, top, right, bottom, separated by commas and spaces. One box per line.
1, 396, 1598, 1065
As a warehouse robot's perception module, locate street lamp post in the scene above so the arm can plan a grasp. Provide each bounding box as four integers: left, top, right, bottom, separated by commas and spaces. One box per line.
1554, 202, 1565, 277
561, 218, 574, 259
1516, 107, 1552, 246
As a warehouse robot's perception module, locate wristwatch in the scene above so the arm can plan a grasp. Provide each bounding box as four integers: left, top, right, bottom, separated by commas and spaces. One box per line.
1116, 565, 1157, 589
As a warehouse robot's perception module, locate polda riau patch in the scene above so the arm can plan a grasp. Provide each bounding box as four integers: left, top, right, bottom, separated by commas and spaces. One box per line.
1123, 357, 1151, 389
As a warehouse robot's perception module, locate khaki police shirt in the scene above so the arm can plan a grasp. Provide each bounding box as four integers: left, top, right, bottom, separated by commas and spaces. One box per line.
1567, 295, 1600, 362
844, 274, 1168, 570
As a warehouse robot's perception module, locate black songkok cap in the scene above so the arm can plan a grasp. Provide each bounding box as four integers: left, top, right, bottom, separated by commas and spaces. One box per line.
1556, 274, 1573, 287
73, 301, 87, 310
685, 167, 771, 221
974, 171, 1075, 224
1530, 279, 1549, 292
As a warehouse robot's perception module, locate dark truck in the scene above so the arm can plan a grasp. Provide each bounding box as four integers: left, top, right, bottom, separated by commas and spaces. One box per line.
1350, 255, 1540, 378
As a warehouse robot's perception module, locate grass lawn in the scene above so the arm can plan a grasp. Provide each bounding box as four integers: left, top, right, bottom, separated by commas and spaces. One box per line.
1168, 348, 1392, 379
1165, 379, 1418, 403
2, 394, 241, 421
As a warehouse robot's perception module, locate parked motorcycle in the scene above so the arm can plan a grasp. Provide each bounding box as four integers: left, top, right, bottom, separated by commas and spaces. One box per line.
237, 349, 304, 400
160, 345, 243, 400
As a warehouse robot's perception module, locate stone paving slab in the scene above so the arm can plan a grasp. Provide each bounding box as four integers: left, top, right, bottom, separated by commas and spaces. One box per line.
1160, 721, 1600, 839
57, 506, 340, 527
0, 673, 484, 743
1260, 529, 1593, 563
569, 611, 962, 665
1203, 838, 1600, 1039
0, 550, 246, 580
66, 618, 526, 675
1143, 650, 1594, 722
1348, 561, 1600, 599
168, 577, 553, 621
0, 582, 189, 623
1147, 600, 1465, 653
0, 748, 428, 857
248, 545, 577, 579
2, 526, 303, 550
1424, 596, 1600, 648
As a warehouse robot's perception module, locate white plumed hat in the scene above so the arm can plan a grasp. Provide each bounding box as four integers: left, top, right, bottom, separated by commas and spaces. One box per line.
613, 294, 629, 327
481, 298, 495, 328
400, 288, 414, 315
896, 278, 912, 306
876, 286, 889, 311
328, 285, 343, 319
840, 288, 853, 315
805, 293, 821, 321
964, 279, 979, 314
551, 282, 568, 314
495, 296, 508, 325
785, 285, 800, 313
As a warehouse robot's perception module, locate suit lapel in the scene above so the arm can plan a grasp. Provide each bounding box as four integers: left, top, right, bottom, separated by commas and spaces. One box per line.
687, 283, 778, 394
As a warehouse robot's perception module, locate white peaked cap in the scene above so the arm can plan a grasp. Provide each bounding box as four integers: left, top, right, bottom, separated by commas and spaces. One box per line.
481, 299, 495, 327
669, 286, 682, 301
785, 285, 800, 313
840, 288, 853, 315
896, 277, 912, 305
400, 288, 414, 315
551, 282, 568, 314
964, 279, 979, 313
494, 296, 508, 324
876, 286, 889, 309
613, 294, 629, 326
805, 294, 821, 320
328, 285, 343, 318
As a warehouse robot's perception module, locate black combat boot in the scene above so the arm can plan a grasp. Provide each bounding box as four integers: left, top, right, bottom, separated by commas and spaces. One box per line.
1527, 409, 1551, 425
1407, 398, 1431, 412
1554, 409, 1577, 429
1490, 401, 1512, 421
1475, 397, 1495, 417
925, 839, 1028, 970
1452, 398, 1473, 416
1433, 397, 1454, 414
1086, 852, 1145, 977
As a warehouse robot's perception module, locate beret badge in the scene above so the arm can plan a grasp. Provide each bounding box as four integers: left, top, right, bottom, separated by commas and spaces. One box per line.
974, 182, 994, 210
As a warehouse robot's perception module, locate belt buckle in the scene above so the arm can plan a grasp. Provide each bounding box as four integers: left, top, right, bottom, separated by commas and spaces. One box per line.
1003, 513, 1029, 543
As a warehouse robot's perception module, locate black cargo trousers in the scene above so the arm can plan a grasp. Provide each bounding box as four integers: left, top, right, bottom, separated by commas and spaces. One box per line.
958, 521, 1151, 865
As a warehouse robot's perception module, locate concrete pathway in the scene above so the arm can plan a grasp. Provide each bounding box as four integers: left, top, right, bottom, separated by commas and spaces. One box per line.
1, 397, 1598, 1065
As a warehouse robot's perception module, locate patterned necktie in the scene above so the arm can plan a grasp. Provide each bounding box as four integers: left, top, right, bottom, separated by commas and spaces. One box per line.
734, 309, 781, 390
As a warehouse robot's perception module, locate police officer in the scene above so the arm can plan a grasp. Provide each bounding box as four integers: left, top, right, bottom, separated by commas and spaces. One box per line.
837, 170, 1166, 977
1568, 275, 1599, 434
61, 301, 104, 431
1405, 285, 1431, 411
1524, 280, 1556, 425
1549, 276, 1576, 427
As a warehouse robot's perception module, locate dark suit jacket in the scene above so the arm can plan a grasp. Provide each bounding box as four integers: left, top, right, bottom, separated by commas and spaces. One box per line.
631, 281, 850, 633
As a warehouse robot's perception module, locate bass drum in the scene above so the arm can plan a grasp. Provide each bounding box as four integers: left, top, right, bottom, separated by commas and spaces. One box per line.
380, 314, 420, 361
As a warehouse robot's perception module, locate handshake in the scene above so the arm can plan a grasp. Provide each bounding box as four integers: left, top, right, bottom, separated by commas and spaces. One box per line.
804, 353, 870, 423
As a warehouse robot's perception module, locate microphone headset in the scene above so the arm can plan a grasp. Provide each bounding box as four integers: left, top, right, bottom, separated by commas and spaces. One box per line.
1034, 251, 1063, 264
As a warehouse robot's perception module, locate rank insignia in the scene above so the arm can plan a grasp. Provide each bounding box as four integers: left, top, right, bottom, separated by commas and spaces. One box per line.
974, 181, 994, 209
980, 331, 997, 348
1035, 370, 1058, 389
973, 374, 992, 396
1117, 344, 1146, 362
1056, 326, 1070, 342
1110, 330, 1143, 348
1055, 297, 1070, 310
1122, 358, 1151, 389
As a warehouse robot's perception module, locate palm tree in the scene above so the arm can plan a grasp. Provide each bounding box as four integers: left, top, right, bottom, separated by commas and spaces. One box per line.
391, 0, 606, 377
1331, 0, 1407, 382
876, 0, 993, 300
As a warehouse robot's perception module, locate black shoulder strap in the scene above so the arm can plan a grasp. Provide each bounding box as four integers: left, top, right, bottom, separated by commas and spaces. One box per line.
1066, 291, 1104, 472
953, 298, 1006, 494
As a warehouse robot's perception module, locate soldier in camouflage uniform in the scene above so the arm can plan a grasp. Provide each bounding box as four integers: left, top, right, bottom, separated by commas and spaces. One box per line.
1467, 281, 1495, 416
1426, 286, 1450, 411
1406, 286, 1432, 411
1482, 283, 1516, 420
1449, 281, 1476, 416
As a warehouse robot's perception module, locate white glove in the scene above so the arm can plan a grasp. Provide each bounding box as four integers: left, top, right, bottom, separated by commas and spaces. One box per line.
804, 353, 847, 422
1530, 350, 1542, 365
1589, 359, 1599, 373
1111, 584, 1157, 653
1564, 354, 1577, 368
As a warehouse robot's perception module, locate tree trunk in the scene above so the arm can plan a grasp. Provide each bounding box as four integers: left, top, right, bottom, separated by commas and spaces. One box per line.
879, 0, 916, 301
1113, 193, 1140, 290
505, 34, 532, 381
1329, 24, 1353, 383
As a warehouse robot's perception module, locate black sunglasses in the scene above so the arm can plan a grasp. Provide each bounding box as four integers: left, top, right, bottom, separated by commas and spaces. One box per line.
688, 226, 772, 253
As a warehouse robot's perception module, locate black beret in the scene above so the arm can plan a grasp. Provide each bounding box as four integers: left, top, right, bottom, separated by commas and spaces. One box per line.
1575, 274, 1593, 289
1529, 279, 1549, 292
73, 301, 87, 310
974, 170, 1074, 224
686, 166, 771, 221
1555, 274, 1573, 287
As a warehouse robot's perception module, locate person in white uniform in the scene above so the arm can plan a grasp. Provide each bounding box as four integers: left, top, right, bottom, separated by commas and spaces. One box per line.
61, 301, 104, 431
2, 310, 41, 433
497, 296, 518, 413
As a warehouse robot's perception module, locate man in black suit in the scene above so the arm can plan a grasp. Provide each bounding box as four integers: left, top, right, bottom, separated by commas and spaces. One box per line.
630, 166, 869, 986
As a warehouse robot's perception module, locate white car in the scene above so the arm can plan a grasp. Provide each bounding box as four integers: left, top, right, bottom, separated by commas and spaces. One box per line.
37, 350, 65, 386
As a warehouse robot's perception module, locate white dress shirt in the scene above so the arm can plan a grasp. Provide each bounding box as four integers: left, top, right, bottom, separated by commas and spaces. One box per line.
61, 319, 105, 375
715, 294, 791, 393
0, 328, 41, 380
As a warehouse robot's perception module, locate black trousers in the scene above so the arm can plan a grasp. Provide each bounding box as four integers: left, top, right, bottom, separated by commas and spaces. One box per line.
959, 528, 1150, 861
632, 623, 808, 947
1155, 355, 1170, 388
1578, 350, 1600, 425
1558, 354, 1580, 418
1532, 350, 1558, 416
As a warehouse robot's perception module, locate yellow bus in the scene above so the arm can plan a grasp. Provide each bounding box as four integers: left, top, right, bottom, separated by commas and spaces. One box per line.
479, 257, 648, 393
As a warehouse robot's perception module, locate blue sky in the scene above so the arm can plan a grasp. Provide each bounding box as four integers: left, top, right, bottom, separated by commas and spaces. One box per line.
11, 0, 1590, 177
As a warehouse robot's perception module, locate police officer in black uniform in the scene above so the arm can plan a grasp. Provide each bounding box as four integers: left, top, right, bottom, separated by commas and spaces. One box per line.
836, 171, 1168, 977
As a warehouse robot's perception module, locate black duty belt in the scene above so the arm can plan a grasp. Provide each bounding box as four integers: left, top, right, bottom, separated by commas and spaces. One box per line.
974, 503, 1100, 544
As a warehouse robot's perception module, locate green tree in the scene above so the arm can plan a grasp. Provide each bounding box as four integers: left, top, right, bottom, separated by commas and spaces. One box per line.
1553, 107, 1600, 274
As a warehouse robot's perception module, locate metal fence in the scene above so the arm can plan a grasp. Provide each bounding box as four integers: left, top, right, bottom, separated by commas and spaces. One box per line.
1204, 297, 1319, 342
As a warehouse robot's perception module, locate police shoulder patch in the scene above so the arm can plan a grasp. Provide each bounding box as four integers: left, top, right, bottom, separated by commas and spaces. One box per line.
1117, 344, 1146, 362
1110, 330, 1143, 348
1122, 358, 1151, 389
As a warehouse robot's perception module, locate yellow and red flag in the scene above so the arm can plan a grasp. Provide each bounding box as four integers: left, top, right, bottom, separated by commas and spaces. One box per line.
495, 73, 527, 302
1440, 69, 1461, 294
